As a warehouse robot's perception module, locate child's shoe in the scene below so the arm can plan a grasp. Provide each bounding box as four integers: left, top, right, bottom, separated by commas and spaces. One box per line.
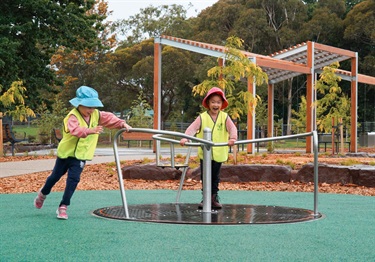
56, 205, 68, 220
211, 194, 222, 209
34, 191, 46, 209
198, 200, 203, 209
198, 194, 223, 209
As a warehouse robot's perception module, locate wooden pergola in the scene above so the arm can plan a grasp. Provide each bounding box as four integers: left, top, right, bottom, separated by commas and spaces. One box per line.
153, 35, 375, 153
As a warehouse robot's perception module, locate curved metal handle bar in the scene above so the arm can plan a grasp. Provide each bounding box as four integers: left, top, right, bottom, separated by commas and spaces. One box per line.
124, 128, 214, 146
113, 128, 207, 218
113, 128, 320, 218
152, 130, 316, 148
152, 134, 201, 147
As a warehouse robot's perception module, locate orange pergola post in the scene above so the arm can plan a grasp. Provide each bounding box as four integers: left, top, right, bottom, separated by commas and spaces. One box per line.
246, 78, 255, 154
305, 41, 314, 153
153, 39, 162, 152
332, 117, 336, 155
0, 112, 3, 156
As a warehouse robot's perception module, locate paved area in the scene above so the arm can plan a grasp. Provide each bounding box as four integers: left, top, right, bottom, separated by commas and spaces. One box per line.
0, 147, 197, 178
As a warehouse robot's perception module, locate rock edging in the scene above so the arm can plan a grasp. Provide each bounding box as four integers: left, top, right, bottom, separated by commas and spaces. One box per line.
122, 163, 375, 187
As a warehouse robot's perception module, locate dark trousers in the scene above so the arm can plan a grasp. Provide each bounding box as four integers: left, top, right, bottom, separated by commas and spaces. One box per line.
41, 157, 85, 206
200, 159, 222, 195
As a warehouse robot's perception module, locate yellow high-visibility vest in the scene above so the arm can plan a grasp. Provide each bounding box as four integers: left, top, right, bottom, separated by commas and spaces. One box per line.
57, 108, 99, 160
196, 111, 229, 162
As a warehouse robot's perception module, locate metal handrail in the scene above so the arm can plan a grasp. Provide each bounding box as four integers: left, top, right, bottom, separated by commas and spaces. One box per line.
113, 128, 319, 218
152, 134, 194, 202
152, 134, 195, 168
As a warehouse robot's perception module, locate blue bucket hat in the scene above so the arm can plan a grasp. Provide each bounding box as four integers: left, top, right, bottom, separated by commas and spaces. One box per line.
69, 86, 104, 108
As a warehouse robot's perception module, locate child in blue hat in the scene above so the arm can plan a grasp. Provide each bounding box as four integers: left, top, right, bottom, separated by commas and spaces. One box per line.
34, 86, 132, 220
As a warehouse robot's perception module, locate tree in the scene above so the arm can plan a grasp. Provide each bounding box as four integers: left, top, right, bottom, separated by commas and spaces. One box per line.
0, 81, 35, 122
127, 91, 153, 128
258, 0, 308, 49
49, 0, 122, 112
343, 0, 375, 56
291, 95, 307, 133
108, 39, 156, 113
192, 0, 242, 45
292, 62, 352, 135
0, 0, 106, 111
315, 62, 351, 132
193, 36, 268, 120
112, 39, 196, 123
299, 3, 345, 47
114, 4, 190, 46
232, 7, 274, 53
34, 96, 69, 143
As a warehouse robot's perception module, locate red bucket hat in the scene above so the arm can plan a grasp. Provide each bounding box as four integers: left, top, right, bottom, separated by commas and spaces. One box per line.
202, 87, 228, 109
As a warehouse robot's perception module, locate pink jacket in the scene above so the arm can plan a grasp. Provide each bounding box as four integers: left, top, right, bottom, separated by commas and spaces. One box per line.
184, 114, 238, 142
67, 111, 126, 138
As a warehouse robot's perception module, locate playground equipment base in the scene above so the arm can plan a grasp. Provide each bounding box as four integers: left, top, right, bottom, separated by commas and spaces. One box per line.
92, 203, 322, 224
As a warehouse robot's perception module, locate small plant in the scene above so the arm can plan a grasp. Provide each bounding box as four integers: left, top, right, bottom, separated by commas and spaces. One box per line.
28, 135, 36, 143
369, 161, 375, 166
48, 150, 55, 157
34, 96, 68, 144
106, 167, 116, 175
188, 161, 199, 169
274, 158, 295, 169
237, 155, 245, 163
176, 153, 183, 158
285, 161, 295, 170
142, 157, 153, 164
340, 159, 362, 166
294, 152, 301, 157
227, 157, 235, 165
106, 162, 117, 167
267, 141, 274, 153
261, 153, 267, 158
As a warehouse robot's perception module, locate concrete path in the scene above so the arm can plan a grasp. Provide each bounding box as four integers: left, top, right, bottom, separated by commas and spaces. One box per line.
0, 147, 197, 178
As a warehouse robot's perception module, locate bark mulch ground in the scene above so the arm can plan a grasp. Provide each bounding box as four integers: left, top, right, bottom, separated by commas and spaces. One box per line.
1, 148, 374, 196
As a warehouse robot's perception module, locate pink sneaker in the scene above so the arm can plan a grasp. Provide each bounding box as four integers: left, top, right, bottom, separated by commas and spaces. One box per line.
34, 191, 46, 209
56, 205, 68, 220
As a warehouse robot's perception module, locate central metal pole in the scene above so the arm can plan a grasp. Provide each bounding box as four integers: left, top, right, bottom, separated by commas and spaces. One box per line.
312, 130, 319, 216
202, 128, 212, 213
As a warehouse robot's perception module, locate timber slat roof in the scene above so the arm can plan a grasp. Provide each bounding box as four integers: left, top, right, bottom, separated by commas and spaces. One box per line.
159, 35, 375, 85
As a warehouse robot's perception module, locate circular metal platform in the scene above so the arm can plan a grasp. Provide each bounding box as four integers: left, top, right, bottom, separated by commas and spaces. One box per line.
92, 203, 323, 224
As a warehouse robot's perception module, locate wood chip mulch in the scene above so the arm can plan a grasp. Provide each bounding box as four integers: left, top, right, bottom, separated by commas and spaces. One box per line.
1, 155, 374, 196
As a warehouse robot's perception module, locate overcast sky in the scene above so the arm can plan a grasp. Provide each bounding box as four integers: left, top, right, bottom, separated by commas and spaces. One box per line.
106, 0, 218, 21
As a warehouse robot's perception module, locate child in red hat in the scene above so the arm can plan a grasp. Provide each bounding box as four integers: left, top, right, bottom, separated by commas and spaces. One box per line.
180, 87, 237, 209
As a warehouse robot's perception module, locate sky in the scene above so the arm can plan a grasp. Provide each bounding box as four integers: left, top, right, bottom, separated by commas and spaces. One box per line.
106, 0, 218, 21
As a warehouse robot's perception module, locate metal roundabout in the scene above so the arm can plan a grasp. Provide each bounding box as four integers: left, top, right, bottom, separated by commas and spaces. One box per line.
92, 128, 323, 225
92, 203, 322, 224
